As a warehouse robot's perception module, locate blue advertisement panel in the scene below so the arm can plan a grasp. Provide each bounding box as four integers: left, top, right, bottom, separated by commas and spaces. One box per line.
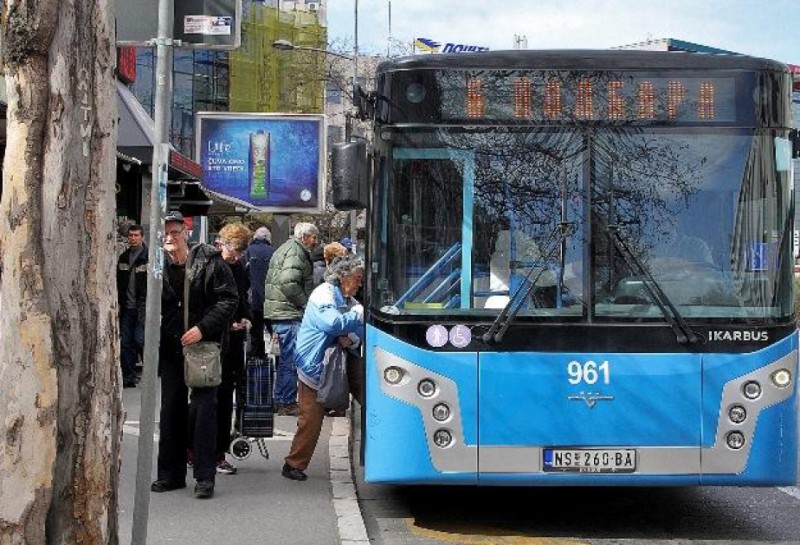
195, 113, 325, 213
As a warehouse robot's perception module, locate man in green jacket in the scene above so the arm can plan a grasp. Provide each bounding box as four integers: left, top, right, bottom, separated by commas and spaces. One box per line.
264, 222, 319, 415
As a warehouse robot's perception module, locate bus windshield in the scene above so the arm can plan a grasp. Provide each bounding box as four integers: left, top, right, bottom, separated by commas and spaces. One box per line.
371, 126, 794, 322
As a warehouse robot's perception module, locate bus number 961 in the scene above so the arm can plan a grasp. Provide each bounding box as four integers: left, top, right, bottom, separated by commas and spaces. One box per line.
567, 360, 610, 385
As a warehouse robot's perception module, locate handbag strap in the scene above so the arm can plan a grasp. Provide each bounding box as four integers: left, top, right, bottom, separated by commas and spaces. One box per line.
183, 249, 194, 332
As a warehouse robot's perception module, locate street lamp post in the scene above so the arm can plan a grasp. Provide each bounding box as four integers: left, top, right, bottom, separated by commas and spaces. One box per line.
272, 39, 354, 61
272, 37, 360, 252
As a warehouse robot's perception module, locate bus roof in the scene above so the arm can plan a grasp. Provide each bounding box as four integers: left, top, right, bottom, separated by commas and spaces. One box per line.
377, 50, 789, 74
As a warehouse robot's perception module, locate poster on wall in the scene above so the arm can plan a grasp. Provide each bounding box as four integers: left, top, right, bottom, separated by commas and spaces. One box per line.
195, 113, 325, 213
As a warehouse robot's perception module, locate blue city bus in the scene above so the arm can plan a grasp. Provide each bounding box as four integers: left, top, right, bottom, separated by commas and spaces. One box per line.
333, 50, 798, 485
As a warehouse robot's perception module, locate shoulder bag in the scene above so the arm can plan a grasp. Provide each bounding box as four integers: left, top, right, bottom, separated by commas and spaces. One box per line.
182, 250, 222, 388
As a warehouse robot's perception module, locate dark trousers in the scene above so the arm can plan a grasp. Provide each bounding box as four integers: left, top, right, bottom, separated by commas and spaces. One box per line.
120, 308, 143, 384
217, 330, 245, 457
157, 344, 218, 483
250, 311, 266, 358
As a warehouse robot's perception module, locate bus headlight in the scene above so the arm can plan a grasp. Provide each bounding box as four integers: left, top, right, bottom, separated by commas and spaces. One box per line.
433, 429, 453, 448
742, 381, 761, 400
418, 379, 437, 398
770, 369, 792, 388
432, 403, 450, 422
383, 366, 404, 385
728, 405, 747, 424
726, 431, 745, 450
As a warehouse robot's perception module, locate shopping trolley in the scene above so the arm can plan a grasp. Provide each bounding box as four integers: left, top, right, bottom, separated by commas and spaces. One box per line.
229, 330, 277, 461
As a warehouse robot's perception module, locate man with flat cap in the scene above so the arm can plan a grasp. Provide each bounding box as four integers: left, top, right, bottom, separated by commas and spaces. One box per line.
150, 211, 238, 499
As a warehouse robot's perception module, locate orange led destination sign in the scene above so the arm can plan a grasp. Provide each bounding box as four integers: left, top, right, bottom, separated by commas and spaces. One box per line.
435, 72, 737, 123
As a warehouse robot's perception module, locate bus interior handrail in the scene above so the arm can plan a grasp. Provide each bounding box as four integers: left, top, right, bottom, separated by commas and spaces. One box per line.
394, 242, 462, 307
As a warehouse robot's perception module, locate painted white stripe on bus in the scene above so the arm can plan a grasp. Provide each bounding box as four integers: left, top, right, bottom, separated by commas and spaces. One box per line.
777, 486, 800, 500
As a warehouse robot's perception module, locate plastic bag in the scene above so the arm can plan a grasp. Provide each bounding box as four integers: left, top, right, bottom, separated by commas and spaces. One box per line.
316, 345, 349, 411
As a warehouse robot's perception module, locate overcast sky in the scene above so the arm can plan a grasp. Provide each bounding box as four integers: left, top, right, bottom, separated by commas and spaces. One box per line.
327, 0, 799, 64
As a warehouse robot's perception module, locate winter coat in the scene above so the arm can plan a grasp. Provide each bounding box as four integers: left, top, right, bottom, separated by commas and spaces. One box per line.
228, 260, 253, 324
312, 259, 327, 287
263, 238, 314, 321
117, 243, 148, 325
160, 243, 238, 349
295, 282, 363, 390
244, 238, 274, 314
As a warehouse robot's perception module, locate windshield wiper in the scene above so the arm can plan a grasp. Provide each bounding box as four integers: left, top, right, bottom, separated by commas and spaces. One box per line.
606, 224, 702, 345
482, 222, 573, 344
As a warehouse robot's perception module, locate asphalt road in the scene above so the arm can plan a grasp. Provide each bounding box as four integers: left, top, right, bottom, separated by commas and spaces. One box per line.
352, 403, 800, 545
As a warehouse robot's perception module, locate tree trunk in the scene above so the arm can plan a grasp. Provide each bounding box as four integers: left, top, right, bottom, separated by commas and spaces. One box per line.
0, 1, 122, 544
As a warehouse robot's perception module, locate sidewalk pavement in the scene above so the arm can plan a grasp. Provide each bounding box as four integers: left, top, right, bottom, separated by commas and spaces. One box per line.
117, 386, 369, 545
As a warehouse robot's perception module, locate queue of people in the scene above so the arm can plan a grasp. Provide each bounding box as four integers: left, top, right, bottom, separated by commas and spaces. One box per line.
116, 216, 361, 498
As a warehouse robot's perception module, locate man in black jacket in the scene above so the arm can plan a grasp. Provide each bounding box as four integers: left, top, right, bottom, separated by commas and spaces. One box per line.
116, 224, 147, 388
151, 211, 238, 499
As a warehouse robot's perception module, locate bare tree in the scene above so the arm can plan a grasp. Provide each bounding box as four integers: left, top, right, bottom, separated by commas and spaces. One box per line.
0, 1, 122, 543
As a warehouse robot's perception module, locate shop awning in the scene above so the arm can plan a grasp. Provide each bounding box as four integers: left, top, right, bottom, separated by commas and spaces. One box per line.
117, 81, 154, 164
205, 188, 262, 216
117, 80, 211, 214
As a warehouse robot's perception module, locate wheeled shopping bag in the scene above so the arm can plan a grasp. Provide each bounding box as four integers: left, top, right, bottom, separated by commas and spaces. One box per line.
230, 332, 277, 461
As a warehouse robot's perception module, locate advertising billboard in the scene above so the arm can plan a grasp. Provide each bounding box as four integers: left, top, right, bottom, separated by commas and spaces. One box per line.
195, 113, 325, 213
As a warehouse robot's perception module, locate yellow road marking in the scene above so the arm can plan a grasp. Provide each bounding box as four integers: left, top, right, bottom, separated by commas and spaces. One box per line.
406, 517, 589, 544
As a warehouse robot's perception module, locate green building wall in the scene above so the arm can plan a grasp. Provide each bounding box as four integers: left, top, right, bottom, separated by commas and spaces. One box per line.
229, 4, 327, 114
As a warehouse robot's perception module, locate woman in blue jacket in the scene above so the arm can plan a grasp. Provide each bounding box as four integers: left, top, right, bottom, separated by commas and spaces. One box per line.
282, 254, 364, 481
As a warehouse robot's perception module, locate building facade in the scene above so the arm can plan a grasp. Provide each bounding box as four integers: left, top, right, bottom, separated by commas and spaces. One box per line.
131, 0, 327, 161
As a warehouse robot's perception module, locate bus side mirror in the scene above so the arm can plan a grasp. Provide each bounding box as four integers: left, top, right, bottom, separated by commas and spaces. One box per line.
792, 129, 800, 159
331, 139, 368, 211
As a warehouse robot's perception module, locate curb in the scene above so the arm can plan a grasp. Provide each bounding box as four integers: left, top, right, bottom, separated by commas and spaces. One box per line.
329, 415, 369, 544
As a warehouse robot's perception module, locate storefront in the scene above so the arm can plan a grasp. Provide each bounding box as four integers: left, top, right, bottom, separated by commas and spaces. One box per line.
117, 80, 212, 235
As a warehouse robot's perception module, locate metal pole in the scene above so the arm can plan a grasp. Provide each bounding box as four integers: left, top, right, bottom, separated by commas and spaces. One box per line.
387, 0, 391, 57
353, 0, 358, 84
132, 0, 173, 541
350, 0, 359, 253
